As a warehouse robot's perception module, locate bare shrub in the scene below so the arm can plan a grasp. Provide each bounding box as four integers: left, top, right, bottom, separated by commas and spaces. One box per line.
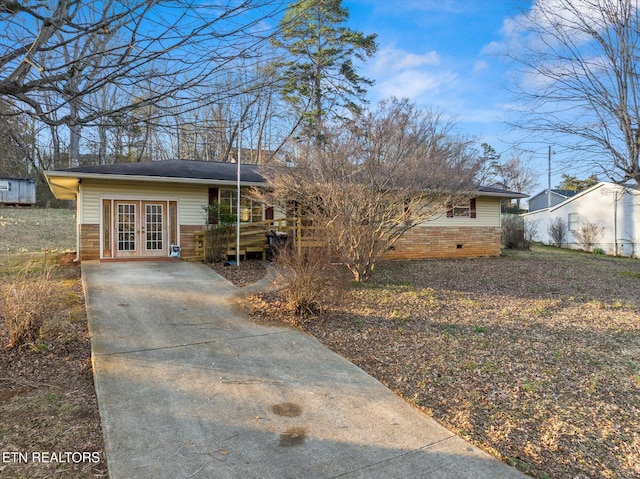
502, 215, 536, 250
574, 220, 604, 252
204, 226, 234, 263
1, 261, 59, 348
258, 97, 484, 283
203, 203, 235, 263
547, 217, 567, 247
273, 243, 341, 316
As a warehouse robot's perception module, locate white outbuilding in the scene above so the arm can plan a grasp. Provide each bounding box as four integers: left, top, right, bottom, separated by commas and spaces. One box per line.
524, 182, 640, 257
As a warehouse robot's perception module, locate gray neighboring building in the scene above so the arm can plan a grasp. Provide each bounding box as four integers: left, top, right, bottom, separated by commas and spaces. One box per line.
0, 177, 36, 206
528, 189, 578, 212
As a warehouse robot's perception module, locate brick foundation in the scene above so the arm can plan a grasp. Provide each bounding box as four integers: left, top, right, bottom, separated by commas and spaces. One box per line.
384, 226, 501, 260
79, 224, 100, 261
80, 223, 205, 261
80, 223, 500, 262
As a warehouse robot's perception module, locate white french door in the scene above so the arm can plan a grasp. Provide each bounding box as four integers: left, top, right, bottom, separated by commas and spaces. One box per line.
113, 201, 166, 258
142, 202, 165, 257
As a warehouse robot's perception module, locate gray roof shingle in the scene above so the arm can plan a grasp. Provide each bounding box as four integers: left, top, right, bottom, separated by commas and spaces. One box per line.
58, 160, 265, 183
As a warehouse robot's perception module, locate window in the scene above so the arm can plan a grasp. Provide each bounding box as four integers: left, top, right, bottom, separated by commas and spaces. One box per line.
219, 189, 262, 223
103, 200, 111, 253
0, 181, 9, 191
452, 204, 471, 217
446, 198, 477, 218
145, 203, 163, 251
117, 203, 136, 251
568, 213, 579, 232
169, 202, 177, 246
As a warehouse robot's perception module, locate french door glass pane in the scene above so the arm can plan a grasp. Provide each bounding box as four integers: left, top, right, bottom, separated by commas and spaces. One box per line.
117, 204, 136, 251
145, 204, 163, 250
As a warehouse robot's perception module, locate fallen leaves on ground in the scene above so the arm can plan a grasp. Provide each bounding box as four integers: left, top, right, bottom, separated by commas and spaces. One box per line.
248, 247, 640, 479
0, 254, 107, 478
208, 260, 267, 287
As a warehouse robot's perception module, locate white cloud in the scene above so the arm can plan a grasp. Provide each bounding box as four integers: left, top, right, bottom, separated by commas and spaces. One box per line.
461, 107, 503, 124
371, 46, 440, 74
366, 45, 458, 104
375, 69, 457, 102
490, 0, 627, 56
472, 60, 489, 74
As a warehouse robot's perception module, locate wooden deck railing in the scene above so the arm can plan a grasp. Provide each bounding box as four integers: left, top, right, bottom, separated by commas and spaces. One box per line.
191, 217, 321, 261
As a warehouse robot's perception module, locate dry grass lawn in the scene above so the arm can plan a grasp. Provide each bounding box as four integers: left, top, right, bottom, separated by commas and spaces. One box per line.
249, 246, 640, 479
0, 209, 106, 478
0, 207, 76, 254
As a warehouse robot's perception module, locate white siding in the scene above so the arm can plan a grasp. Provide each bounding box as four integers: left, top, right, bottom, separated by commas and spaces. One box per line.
80, 180, 208, 225
524, 183, 640, 256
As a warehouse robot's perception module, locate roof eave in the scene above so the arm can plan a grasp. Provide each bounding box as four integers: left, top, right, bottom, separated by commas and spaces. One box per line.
44, 174, 80, 200
477, 191, 529, 199
44, 170, 265, 187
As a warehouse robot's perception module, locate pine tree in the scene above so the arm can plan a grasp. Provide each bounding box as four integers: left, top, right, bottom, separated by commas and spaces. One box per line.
272, 0, 377, 143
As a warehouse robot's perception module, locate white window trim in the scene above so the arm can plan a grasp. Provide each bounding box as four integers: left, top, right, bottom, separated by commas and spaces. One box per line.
568, 213, 579, 232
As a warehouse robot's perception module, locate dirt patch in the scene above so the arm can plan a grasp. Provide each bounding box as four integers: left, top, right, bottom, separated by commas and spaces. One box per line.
271, 402, 303, 417
0, 255, 108, 478
247, 247, 640, 479
207, 260, 267, 287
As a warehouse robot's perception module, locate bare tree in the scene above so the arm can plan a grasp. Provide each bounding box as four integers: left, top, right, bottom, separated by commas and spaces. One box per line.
0, 100, 33, 176
1, 1, 287, 163
489, 151, 539, 209
502, 215, 537, 250
260, 98, 484, 282
508, 0, 640, 186
548, 216, 568, 247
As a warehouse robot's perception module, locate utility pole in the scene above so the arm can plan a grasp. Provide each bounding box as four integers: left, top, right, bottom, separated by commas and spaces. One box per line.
547, 145, 552, 208
236, 121, 241, 267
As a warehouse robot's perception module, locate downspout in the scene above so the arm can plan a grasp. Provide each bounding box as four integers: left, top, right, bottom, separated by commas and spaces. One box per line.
75, 182, 82, 262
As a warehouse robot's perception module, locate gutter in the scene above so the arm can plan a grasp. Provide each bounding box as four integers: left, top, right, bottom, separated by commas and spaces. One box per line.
44, 170, 266, 188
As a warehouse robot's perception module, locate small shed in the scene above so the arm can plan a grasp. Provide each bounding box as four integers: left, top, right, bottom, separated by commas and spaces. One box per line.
0, 177, 36, 206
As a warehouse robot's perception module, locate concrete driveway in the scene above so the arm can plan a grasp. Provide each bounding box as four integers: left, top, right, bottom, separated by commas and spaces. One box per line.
83, 260, 528, 479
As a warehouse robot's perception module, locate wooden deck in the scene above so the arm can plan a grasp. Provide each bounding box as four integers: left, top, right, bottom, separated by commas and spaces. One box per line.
191, 217, 319, 262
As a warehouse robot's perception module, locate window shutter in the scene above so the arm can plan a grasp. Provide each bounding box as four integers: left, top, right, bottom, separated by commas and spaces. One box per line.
446, 202, 453, 218
265, 206, 274, 220
470, 198, 477, 218
208, 188, 219, 224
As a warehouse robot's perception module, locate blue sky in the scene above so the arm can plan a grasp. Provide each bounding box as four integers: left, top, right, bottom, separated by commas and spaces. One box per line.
343, 0, 557, 193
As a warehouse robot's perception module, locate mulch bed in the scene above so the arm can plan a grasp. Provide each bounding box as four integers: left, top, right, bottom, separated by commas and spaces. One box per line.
207, 260, 268, 287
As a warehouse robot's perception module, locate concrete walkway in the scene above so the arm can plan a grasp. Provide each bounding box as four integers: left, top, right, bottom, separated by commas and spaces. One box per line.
83, 261, 528, 479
